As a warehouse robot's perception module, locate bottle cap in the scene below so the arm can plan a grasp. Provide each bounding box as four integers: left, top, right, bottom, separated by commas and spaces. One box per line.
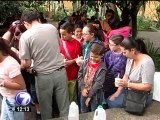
98, 105, 103, 108
71, 101, 76, 106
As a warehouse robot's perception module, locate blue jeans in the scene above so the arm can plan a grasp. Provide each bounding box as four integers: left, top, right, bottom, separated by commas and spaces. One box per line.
107, 89, 153, 108
80, 95, 98, 113
1, 97, 24, 120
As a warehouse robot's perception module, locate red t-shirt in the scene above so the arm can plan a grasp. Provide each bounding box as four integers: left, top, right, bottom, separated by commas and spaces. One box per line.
60, 39, 82, 80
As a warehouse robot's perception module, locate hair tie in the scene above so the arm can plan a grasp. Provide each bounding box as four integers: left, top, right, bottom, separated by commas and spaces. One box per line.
92, 24, 99, 29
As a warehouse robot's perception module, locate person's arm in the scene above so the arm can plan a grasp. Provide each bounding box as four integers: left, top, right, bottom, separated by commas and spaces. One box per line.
103, 51, 110, 68
119, 58, 155, 92
88, 69, 106, 98
77, 62, 85, 91
85, 68, 107, 106
1, 74, 26, 90
21, 59, 32, 70
109, 74, 128, 100
65, 59, 76, 66
111, 56, 127, 78
2, 31, 12, 43
118, 73, 152, 91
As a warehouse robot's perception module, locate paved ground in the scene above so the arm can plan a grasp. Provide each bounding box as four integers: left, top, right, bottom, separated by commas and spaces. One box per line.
137, 30, 160, 49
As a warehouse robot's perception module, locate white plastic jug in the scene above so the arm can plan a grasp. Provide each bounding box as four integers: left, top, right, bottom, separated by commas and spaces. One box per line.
93, 105, 106, 120
68, 102, 79, 120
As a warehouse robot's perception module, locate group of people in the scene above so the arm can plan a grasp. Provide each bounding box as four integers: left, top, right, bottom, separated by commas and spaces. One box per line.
0, 9, 155, 120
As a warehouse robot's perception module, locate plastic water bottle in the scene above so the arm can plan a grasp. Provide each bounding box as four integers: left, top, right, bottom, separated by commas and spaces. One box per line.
93, 105, 106, 120
68, 102, 79, 120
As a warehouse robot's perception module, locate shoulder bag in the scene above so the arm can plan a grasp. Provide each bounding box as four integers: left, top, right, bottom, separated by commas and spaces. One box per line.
123, 61, 150, 115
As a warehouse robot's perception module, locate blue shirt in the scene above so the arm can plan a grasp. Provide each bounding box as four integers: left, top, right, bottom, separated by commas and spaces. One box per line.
82, 38, 102, 59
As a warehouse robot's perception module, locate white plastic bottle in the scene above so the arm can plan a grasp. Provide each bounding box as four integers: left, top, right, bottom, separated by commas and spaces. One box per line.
93, 105, 106, 120
68, 102, 79, 120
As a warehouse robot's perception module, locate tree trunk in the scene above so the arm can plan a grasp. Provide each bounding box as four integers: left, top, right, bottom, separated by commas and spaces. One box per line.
121, 7, 130, 27
61, 1, 67, 17
131, 11, 137, 38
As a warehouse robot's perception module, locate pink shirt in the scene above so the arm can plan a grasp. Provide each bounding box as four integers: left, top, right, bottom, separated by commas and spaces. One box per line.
0, 56, 21, 98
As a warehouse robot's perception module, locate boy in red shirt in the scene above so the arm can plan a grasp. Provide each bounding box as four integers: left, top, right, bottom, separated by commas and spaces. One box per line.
78, 43, 107, 113
60, 23, 82, 103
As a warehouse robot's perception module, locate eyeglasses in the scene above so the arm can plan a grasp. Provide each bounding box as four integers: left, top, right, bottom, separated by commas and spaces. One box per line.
82, 33, 90, 36
108, 43, 117, 46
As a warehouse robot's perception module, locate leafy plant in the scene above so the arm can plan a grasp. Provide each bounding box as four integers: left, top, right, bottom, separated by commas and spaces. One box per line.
143, 38, 160, 71
52, 11, 67, 21
137, 16, 158, 31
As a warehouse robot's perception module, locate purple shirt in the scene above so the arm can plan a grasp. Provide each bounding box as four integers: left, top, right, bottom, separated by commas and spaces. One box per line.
103, 51, 127, 92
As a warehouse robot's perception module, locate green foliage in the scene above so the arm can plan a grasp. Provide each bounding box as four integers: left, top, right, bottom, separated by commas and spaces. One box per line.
19, 1, 46, 12
0, 1, 46, 23
143, 38, 160, 71
137, 16, 158, 31
0, 1, 21, 23
52, 11, 67, 21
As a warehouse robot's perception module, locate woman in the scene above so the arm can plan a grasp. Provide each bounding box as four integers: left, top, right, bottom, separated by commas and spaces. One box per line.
100, 9, 114, 34
107, 38, 155, 108
0, 37, 26, 120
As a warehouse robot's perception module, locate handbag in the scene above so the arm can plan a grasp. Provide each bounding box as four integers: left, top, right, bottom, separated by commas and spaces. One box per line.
123, 88, 149, 115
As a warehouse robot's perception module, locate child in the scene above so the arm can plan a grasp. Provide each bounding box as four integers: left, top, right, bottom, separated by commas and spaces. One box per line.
78, 42, 107, 113
60, 23, 82, 103
73, 24, 84, 44
103, 34, 127, 106
76, 23, 104, 66
0, 38, 26, 120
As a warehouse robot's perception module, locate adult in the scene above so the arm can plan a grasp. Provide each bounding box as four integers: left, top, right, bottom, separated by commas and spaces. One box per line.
19, 10, 69, 120
75, 12, 88, 27
0, 38, 26, 120
2, 19, 42, 120
100, 9, 114, 34
2, 20, 26, 48
107, 38, 155, 108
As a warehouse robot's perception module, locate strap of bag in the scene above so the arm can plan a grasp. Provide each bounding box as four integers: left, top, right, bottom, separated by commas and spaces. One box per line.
127, 60, 150, 94
62, 40, 72, 60
9, 36, 15, 48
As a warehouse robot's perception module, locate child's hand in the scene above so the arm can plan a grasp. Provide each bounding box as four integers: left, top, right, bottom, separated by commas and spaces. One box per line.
85, 97, 91, 107
81, 89, 88, 97
76, 56, 84, 66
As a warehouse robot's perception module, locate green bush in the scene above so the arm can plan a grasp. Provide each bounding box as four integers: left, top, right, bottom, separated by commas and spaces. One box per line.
137, 16, 158, 31
52, 11, 67, 21
143, 38, 160, 71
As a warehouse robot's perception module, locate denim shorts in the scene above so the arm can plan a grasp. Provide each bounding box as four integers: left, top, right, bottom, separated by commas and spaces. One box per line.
1, 97, 24, 120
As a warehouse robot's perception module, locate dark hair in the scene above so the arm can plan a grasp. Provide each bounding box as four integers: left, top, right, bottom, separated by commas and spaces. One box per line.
109, 34, 124, 45
84, 23, 103, 42
39, 12, 47, 23
60, 22, 74, 33
105, 9, 115, 16
21, 10, 40, 24
120, 37, 148, 54
74, 24, 83, 30
0, 37, 20, 63
90, 42, 105, 55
